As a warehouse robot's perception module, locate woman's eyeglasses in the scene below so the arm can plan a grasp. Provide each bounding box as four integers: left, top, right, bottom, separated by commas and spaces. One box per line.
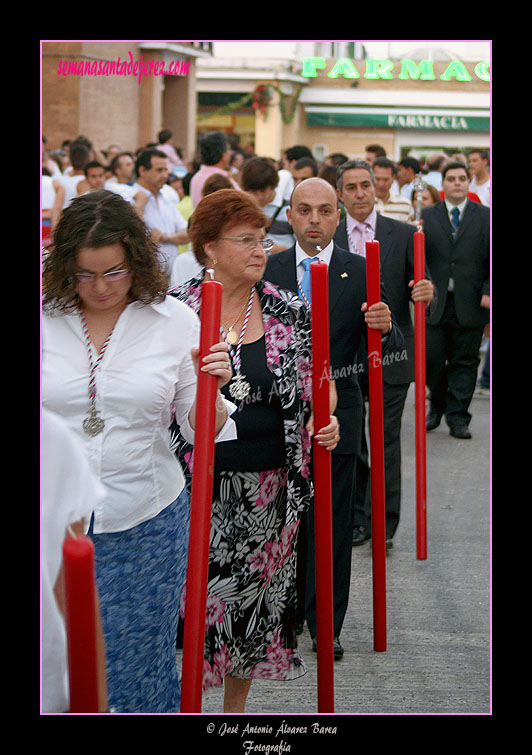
220, 236, 274, 253
75, 269, 130, 283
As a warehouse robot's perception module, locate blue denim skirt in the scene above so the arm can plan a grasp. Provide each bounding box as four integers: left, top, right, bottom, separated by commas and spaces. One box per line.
89, 488, 189, 713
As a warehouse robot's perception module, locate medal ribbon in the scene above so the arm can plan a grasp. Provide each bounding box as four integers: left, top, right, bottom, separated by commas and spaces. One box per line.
297, 280, 311, 309
221, 286, 255, 374
79, 309, 116, 410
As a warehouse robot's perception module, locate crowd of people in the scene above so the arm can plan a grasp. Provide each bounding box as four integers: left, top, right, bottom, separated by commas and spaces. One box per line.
42, 129, 490, 714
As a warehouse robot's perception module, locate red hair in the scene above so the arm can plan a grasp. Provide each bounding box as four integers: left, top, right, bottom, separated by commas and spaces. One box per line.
189, 189, 268, 264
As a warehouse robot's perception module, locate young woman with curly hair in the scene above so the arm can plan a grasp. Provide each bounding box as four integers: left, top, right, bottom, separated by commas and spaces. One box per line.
42, 189, 237, 712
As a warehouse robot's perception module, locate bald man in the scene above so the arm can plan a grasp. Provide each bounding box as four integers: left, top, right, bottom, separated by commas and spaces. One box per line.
264, 178, 403, 657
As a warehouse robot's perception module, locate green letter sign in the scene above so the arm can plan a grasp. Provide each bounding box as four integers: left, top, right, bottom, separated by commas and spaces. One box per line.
301, 57, 326, 77
398, 59, 436, 80
474, 61, 490, 82
364, 59, 394, 79
300, 57, 490, 82
440, 60, 472, 81
328, 57, 360, 78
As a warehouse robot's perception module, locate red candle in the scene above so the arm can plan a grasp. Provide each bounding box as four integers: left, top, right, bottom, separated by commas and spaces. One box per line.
414, 232, 427, 560
310, 260, 335, 713
365, 240, 387, 652
62, 533, 99, 712
180, 275, 222, 713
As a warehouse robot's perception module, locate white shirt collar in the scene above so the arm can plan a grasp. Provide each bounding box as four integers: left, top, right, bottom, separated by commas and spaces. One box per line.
444, 198, 468, 218
117, 297, 175, 319
295, 239, 334, 270
131, 182, 164, 203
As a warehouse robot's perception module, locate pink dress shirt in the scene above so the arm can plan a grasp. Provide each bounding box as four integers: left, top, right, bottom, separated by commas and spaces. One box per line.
190, 165, 241, 207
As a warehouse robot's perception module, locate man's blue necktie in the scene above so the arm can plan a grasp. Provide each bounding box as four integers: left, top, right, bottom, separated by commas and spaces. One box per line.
450, 207, 460, 236
298, 257, 313, 305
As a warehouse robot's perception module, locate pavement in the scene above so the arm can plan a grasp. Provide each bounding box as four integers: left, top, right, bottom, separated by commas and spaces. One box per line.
178, 381, 491, 718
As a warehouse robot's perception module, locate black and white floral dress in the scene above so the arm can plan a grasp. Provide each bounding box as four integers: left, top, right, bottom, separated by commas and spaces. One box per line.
169, 275, 313, 688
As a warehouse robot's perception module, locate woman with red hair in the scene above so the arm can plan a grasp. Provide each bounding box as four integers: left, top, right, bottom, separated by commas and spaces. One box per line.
170, 189, 339, 712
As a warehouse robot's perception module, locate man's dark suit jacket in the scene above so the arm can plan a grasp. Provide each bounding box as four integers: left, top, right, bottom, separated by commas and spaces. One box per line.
334, 213, 431, 386
264, 243, 403, 457
420, 199, 490, 328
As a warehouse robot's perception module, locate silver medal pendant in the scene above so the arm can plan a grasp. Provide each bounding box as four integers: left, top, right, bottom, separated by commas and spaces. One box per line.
82, 405, 105, 436
228, 371, 251, 400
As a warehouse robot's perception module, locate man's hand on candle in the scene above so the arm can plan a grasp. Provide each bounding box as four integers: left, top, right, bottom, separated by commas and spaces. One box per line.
306, 414, 340, 450
361, 301, 392, 333
191, 342, 233, 389
409, 278, 434, 304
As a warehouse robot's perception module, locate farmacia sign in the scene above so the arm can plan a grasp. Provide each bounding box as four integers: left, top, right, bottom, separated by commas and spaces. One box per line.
301, 58, 490, 82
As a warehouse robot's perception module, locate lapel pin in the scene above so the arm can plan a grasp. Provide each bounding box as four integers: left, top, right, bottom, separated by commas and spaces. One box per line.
341, 272, 348, 278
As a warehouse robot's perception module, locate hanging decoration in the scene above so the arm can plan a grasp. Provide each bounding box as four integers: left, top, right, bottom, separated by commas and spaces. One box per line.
197, 92, 253, 122
252, 83, 304, 124
274, 83, 303, 124
252, 84, 272, 116
196, 83, 304, 125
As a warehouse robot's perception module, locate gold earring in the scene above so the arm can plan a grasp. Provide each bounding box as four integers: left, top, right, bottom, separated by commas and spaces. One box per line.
212, 258, 217, 266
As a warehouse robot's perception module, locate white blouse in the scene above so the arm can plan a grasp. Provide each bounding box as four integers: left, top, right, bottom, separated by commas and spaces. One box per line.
42, 296, 236, 534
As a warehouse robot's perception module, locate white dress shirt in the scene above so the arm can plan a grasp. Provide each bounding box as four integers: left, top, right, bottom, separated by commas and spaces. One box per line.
444, 197, 468, 225
273, 168, 294, 207
104, 181, 135, 204
469, 177, 490, 207
295, 240, 334, 283
168, 252, 203, 290
42, 296, 236, 534
424, 171, 443, 190
400, 180, 415, 200
131, 183, 188, 271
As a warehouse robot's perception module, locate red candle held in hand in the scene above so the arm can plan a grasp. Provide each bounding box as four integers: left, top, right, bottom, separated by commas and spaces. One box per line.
310, 260, 335, 713
180, 274, 222, 713
365, 240, 387, 652
62, 533, 99, 713
414, 232, 427, 560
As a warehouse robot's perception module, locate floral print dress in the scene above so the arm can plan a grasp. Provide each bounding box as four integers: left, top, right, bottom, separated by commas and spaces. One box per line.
169, 275, 313, 688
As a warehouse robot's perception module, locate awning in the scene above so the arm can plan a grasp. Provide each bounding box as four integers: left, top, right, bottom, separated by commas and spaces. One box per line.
305, 105, 490, 132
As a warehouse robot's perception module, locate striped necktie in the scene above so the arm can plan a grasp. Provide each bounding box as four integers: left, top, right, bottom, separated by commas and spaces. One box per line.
350, 221, 371, 256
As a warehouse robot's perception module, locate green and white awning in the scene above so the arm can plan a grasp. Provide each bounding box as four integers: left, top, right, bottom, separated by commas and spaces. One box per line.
305, 105, 490, 132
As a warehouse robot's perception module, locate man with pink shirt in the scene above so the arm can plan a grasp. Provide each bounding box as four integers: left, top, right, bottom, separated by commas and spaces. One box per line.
190, 131, 240, 207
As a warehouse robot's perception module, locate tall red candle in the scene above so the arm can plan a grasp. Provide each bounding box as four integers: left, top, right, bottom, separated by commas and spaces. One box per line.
310, 260, 335, 713
180, 275, 222, 713
414, 232, 428, 560
62, 533, 99, 712
365, 240, 387, 652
